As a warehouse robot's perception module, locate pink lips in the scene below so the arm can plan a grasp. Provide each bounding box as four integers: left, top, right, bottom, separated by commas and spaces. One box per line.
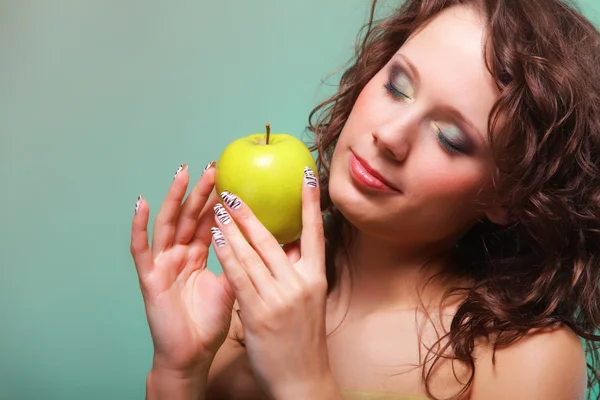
349, 153, 399, 193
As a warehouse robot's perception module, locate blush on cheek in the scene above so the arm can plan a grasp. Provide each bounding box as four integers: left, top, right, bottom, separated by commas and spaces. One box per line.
350, 84, 382, 127
414, 165, 487, 200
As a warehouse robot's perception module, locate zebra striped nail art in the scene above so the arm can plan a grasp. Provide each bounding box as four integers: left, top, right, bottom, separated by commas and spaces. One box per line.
214, 204, 231, 224
304, 166, 317, 188
134, 195, 143, 214
202, 161, 217, 175
174, 164, 187, 180
211, 227, 226, 247
221, 191, 241, 210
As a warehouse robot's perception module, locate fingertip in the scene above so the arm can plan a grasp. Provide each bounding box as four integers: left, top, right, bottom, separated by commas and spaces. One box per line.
202, 161, 217, 176
171, 164, 192, 197
173, 163, 189, 180
134, 194, 145, 217
195, 162, 217, 197
302, 166, 322, 210
300, 166, 325, 264
132, 195, 151, 229
303, 166, 319, 190
303, 170, 322, 213
163, 164, 193, 212
130, 195, 153, 271
200, 161, 217, 182
211, 226, 227, 248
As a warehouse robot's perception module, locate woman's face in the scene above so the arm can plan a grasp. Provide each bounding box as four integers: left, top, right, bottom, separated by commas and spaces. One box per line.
329, 4, 503, 249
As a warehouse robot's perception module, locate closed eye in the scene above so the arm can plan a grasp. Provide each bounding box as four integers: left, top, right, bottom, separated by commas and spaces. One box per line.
434, 123, 467, 154
384, 81, 411, 100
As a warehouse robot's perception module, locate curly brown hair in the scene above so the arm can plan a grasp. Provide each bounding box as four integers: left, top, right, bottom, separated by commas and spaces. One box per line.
305, 0, 600, 398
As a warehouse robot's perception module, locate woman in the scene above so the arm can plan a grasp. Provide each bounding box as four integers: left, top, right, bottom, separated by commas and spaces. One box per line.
129, 0, 600, 399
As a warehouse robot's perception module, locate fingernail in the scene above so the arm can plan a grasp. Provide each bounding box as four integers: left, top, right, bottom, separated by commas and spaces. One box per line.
174, 164, 187, 180
221, 191, 241, 210
202, 161, 217, 175
211, 227, 226, 247
304, 166, 317, 188
134, 195, 143, 214
214, 204, 232, 224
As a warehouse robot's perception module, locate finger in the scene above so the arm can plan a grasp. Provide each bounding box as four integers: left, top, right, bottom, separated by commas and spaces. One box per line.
192, 189, 220, 244
220, 191, 296, 285
130, 195, 154, 277
151, 164, 190, 256
210, 226, 263, 310
216, 270, 235, 305
282, 239, 301, 264
213, 201, 279, 301
300, 166, 326, 269
173, 162, 217, 245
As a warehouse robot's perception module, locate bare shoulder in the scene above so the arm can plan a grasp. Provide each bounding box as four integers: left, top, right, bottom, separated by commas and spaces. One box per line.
206, 301, 269, 400
471, 325, 587, 400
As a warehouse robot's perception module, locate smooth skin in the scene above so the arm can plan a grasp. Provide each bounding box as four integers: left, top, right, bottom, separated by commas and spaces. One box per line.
133, 163, 586, 400
208, 167, 334, 400
130, 164, 235, 398
130, 4, 587, 400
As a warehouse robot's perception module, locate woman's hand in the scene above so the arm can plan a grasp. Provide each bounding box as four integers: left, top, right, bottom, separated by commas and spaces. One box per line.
210, 166, 341, 400
130, 163, 236, 377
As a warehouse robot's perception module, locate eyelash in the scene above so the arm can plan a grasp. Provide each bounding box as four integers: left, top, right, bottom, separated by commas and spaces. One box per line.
383, 79, 463, 155
384, 81, 410, 100
434, 125, 461, 154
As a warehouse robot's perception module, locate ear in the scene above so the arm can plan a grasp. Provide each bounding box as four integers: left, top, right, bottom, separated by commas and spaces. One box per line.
485, 203, 511, 226
484, 169, 514, 226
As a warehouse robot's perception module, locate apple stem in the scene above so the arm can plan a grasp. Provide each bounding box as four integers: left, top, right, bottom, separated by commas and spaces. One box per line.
266, 123, 271, 145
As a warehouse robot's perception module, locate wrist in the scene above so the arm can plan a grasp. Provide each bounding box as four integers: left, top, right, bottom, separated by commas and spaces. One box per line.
146, 361, 212, 400
151, 355, 214, 379
271, 371, 343, 400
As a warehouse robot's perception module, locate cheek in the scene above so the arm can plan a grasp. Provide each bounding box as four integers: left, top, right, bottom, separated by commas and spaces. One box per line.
352, 88, 375, 119
410, 157, 491, 203
342, 82, 385, 135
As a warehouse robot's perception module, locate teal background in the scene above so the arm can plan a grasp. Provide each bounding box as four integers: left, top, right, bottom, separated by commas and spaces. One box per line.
1, 1, 598, 399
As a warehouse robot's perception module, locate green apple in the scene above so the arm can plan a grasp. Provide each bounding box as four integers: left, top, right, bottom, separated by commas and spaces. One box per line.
215, 124, 318, 244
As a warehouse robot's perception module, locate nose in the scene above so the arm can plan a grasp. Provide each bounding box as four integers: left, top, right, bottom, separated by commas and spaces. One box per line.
371, 110, 420, 162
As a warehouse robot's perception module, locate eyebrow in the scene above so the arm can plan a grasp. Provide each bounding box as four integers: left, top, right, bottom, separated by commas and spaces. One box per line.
393, 53, 485, 143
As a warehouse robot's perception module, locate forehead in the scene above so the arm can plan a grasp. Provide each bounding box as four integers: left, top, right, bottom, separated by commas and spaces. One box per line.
396, 4, 499, 142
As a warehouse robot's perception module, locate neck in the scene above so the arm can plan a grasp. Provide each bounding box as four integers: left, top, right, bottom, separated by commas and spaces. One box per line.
328, 226, 466, 319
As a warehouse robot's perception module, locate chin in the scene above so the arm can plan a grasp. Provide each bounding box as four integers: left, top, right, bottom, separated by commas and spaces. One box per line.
327, 159, 411, 246
327, 146, 393, 235
328, 170, 382, 236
